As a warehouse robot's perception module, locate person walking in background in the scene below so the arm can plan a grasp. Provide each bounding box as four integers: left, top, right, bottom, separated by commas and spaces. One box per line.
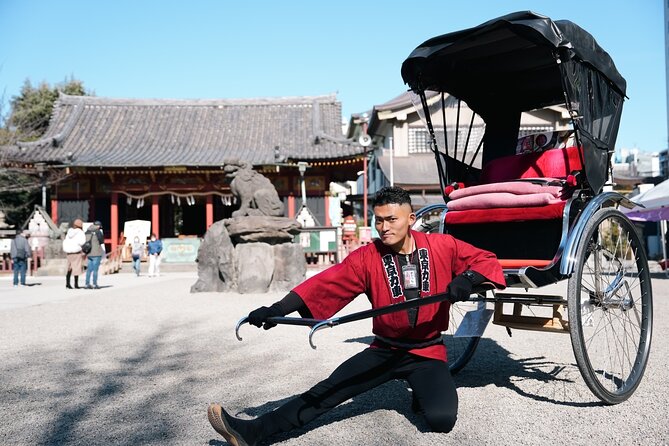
62, 218, 86, 289
147, 233, 163, 277
131, 236, 144, 277
84, 221, 105, 289
10, 230, 31, 287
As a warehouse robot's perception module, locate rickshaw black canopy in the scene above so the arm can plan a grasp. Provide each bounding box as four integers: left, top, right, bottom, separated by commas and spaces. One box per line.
401, 11, 627, 194
401, 11, 626, 109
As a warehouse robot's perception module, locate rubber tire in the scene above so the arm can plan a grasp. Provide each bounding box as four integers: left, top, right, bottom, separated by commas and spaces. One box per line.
567, 207, 653, 404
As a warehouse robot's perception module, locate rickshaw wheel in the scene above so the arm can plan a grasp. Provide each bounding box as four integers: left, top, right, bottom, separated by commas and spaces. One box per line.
567, 207, 653, 404
414, 205, 480, 374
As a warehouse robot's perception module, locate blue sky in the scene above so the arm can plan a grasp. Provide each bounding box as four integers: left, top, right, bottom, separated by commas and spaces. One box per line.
1, 0, 665, 151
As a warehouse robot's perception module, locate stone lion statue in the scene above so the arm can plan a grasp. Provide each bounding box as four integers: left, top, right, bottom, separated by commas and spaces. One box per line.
224, 160, 284, 217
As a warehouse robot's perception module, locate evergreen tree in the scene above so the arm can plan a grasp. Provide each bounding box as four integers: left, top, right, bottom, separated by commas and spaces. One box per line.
0, 77, 89, 227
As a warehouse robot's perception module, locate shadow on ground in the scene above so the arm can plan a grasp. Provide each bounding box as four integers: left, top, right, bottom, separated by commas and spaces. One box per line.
0, 321, 210, 445
216, 334, 601, 445
0, 320, 602, 446
344, 335, 600, 408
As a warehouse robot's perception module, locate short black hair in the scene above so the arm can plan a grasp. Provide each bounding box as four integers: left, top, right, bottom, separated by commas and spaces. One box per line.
373, 186, 412, 207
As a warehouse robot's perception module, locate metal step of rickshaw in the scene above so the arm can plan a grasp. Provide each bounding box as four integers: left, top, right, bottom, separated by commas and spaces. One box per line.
492, 292, 567, 305
491, 292, 569, 333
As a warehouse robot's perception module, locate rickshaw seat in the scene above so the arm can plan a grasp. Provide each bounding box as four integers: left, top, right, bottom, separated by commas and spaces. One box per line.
480, 145, 583, 183
443, 143, 581, 262
445, 145, 581, 225
445, 201, 566, 224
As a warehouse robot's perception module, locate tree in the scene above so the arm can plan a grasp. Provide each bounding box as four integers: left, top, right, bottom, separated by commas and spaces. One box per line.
8, 77, 87, 141
0, 77, 89, 227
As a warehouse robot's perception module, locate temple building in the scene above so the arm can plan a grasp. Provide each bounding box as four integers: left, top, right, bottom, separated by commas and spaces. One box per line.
7, 93, 366, 252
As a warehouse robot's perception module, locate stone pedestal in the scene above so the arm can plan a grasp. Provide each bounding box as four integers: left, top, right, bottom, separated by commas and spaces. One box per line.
190, 221, 237, 293
190, 216, 306, 294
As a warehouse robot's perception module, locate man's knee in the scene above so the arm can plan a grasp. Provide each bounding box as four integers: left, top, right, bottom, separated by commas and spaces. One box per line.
424, 411, 457, 433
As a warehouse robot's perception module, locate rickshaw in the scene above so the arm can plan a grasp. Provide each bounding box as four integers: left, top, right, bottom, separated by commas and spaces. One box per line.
236, 11, 652, 405
402, 11, 652, 404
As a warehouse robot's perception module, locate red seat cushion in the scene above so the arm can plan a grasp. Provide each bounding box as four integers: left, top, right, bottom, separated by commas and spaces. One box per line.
498, 259, 553, 268
480, 146, 583, 183
445, 201, 566, 225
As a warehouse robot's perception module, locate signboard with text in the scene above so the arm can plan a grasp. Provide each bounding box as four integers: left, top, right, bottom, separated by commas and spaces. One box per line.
161, 237, 200, 263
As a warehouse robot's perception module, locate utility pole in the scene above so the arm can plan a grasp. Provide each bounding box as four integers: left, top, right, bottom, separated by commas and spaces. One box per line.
35, 163, 46, 208
360, 117, 370, 226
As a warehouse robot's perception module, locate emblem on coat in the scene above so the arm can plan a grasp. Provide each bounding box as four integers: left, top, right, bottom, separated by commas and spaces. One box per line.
418, 248, 430, 293
382, 249, 430, 299
382, 254, 403, 298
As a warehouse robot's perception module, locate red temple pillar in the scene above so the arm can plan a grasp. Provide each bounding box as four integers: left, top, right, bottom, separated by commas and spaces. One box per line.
206, 195, 214, 229
111, 192, 119, 251
287, 195, 295, 218
324, 195, 331, 226
152, 195, 160, 238
50, 199, 58, 225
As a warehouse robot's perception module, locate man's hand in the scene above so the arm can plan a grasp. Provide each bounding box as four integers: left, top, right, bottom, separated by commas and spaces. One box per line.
247, 304, 283, 330
447, 270, 484, 303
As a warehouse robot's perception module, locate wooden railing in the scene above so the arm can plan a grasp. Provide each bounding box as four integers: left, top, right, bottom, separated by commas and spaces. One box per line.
0, 247, 44, 276
0, 253, 11, 273
102, 245, 124, 275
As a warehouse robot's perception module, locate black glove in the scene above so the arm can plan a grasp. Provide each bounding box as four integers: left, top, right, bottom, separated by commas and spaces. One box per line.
248, 303, 283, 330
447, 270, 485, 303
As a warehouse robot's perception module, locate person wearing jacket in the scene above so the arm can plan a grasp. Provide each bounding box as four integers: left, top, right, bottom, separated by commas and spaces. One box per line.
10, 230, 32, 287
147, 233, 163, 277
208, 187, 505, 445
131, 236, 145, 277
84, 221, 105, 289
62, 218, 86, 289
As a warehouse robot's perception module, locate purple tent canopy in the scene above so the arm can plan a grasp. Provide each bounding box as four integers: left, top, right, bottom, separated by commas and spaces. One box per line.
624, 180, 669, 273
624, 179, 669, 222
626, 206, 669, 222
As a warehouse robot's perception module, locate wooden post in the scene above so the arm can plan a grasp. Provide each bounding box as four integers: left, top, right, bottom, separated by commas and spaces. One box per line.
206, 195, 214, 229
288, 195, 296, 218
324, 195, 331, 226
152, 195, 160, 237
50, 199, 58, 225
111, 192, 119, 251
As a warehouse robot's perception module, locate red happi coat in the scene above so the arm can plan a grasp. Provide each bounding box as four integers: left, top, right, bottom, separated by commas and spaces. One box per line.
293, 230, 505, 361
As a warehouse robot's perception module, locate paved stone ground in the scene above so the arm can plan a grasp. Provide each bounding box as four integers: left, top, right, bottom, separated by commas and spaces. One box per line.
0, 270, 667, 445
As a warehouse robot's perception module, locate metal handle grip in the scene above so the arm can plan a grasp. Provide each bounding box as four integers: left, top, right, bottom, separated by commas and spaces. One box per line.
235, 316, 249, 341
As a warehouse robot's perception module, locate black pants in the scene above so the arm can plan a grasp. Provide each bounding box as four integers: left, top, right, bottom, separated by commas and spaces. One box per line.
257, 347, 458, 440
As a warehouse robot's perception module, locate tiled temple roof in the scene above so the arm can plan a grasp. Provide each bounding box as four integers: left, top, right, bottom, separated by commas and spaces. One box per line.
10, 93, 364, 167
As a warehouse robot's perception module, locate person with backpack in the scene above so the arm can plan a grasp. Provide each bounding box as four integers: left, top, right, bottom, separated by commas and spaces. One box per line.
62, 218, 86, 289
10, 230, 31, 287
131, 236, 145, 277
146, 233, 163, 277
84, 221, 105, 289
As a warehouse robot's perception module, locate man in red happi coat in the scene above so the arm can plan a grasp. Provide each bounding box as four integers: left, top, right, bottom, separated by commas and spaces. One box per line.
209, 186, 505, 445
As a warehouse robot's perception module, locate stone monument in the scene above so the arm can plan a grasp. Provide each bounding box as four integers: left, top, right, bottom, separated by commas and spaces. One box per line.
190, 161, 306, 293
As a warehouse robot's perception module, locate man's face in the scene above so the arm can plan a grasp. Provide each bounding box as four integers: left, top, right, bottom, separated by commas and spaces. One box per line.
374, 203, 416, 249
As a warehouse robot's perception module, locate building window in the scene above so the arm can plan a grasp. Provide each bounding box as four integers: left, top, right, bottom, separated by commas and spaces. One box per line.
408, 128, 438, 153
408, 126, 553, 155
408, 126, 485, 155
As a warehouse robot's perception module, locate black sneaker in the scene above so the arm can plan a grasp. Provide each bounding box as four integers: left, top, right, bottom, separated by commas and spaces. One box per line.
207, 403, 258, 446
93, 285, 100, 289
85, 285, 92, 289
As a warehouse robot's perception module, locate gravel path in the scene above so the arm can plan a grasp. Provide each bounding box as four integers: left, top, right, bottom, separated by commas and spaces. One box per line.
0, 271, 667, 445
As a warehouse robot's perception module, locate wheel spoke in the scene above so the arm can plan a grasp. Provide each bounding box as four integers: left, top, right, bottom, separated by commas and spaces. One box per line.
569, 209, 652, 403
